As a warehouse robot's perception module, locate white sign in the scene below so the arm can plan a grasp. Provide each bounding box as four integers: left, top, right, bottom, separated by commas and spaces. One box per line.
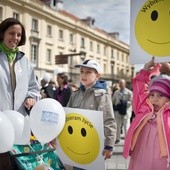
56, 107, 105, 170
130, 0, 170, 64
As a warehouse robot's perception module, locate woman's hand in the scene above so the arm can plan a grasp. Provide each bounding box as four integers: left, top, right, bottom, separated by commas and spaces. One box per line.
24, 98, 36, 110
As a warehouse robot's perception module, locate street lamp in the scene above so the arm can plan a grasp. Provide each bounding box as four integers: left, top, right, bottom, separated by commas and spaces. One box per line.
55, 51, 86, 81
69, 51, 86, 81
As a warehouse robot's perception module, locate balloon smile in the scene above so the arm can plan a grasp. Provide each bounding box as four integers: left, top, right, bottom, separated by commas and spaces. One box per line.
147, 39, 170, 45
67, 147, 90, 155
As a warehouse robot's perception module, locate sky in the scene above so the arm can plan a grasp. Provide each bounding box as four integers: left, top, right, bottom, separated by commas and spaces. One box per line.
62, 0, 130, 44
62, 0, 143, 71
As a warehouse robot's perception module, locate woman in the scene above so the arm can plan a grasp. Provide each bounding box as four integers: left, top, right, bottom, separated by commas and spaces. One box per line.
54, 72, 72, 107
0, 18, 40, 169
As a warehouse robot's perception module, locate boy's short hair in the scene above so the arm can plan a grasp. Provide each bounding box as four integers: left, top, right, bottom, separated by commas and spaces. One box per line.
75, 59, 102, 74
149, 74, 170, 99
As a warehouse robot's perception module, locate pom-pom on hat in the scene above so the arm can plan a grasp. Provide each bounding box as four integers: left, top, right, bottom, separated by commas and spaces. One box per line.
149, 74, 170, 99
75, 59, 102, 74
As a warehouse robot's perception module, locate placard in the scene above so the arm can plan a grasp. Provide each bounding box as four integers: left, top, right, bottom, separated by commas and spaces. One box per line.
130, 0, 170, 64
56, 107, 105, 170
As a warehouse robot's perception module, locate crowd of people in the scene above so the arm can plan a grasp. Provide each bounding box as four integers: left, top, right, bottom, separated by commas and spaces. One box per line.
0, 17, 170, 170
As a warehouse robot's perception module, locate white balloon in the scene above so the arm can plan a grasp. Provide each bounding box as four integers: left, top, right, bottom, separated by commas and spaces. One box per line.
15, 116, 31, 145
30, 98, 65, 144
0, 111, 14, 153
4, 110, 25, 144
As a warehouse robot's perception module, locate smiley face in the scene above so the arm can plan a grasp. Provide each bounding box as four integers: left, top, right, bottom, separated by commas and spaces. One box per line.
135, 0, 170, 56
58, 113, 100, 164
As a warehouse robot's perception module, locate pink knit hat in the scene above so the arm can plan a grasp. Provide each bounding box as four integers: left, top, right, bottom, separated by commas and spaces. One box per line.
149, 75, 170, 99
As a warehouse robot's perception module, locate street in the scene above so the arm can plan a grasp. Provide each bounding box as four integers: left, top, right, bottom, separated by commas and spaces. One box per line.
106, 138, 129, 170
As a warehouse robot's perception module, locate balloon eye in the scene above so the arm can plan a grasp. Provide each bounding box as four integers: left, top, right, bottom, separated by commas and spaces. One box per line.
68, 125, 73, 134
81, 128, 86, 137
151, 10, 158, 21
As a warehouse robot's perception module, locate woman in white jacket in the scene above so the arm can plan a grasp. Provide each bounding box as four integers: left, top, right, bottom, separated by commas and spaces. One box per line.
0, 18, 40, 169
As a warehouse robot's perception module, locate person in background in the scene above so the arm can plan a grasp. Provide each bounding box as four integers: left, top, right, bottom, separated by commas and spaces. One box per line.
49, 80, 57, 91
112, 83, 120, 97
0, 17, 40, 170
67, 59, 116, 170
112, 79, 132, 144
160, 62, 170, 75
123, 57, 170, 170
40, 73, 55, 99
54, 72, 72, 107
68, 82, 79, 92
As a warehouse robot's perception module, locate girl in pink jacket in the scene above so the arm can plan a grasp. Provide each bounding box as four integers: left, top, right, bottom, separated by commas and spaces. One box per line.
123, 58, 170, 170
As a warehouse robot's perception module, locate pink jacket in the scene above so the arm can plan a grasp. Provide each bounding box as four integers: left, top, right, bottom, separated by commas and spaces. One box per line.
123, 65, 170, 166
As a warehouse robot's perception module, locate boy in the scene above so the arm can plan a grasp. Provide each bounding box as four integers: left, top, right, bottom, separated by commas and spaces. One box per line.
67, 59, 116, 169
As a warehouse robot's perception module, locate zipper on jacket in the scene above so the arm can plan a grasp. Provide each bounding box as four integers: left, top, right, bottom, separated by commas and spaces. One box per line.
126, 99, 154, 157
9, 62, 15, 110
128, 112, 151, 155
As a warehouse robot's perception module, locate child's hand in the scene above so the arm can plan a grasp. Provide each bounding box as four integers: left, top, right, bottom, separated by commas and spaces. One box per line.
143, 57, 156, 71
102, 149, 113, 160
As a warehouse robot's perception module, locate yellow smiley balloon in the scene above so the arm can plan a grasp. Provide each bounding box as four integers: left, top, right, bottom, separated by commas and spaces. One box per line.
135, 0, 170, 56
58, 113, 100, 164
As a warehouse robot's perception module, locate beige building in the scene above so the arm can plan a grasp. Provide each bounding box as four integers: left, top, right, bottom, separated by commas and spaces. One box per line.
0, 0, 134, 87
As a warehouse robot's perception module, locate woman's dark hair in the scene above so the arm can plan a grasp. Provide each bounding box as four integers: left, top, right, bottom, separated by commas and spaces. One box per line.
0, 18, 26, 46
57, 72, 68, 85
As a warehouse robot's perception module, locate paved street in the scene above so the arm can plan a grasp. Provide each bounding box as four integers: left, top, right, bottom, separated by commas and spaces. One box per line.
106, 138, 130, 170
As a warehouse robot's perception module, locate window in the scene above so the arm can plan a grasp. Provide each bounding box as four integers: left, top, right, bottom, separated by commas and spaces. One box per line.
31, 44, 38, 65
126, 54, 128, 63
103, 64, 106, 73
81, 37, 85, 48
13, 12, 19, 20
59, 29, 63, 40
32, 18, 38, 31
104, 46, 107, 55
90, 41, 93, 51
117, 67, 120, 74
122, 53, 124, 62
69, 33, 73, 43
47, 25, 52, 37
46, 49, 52, 64
0, 6, 2, 21
117, 51, 119, 60
111, 49, 114, 58
97, 44, 100, 53
53, 0, 57, 6
111, 65, 114, 74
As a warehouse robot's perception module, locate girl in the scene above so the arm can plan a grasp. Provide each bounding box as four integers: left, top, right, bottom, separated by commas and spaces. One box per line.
123, 57, 170, 170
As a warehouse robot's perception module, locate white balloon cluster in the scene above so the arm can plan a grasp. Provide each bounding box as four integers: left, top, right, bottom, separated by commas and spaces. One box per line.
0, 98, 66, 153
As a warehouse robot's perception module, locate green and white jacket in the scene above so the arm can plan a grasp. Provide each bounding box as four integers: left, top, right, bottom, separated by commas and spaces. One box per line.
0, 51, 40, 116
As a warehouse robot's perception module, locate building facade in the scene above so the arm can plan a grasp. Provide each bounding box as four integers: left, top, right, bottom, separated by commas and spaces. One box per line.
0, 0, 134, 87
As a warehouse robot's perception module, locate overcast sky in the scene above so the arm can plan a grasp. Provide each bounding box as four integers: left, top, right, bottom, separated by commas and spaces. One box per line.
62, 0, 130, 44
62, 0, 144, 71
